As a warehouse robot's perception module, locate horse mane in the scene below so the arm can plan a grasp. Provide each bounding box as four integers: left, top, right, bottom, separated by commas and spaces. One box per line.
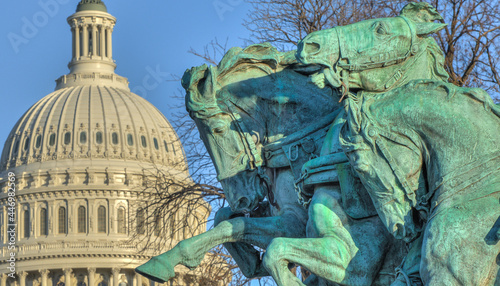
183, 43, 297, 119
217, 43, 297, 80
424, 37, 449, 82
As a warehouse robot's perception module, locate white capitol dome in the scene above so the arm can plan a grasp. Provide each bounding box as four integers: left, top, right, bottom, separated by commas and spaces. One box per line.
0, 1, 213, 286
0, 80, 185, 175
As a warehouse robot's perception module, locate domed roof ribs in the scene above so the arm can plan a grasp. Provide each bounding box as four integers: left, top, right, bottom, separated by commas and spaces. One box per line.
70, 86, 85, 154
103, 86, 126, 155
52, 86, 76, 156
3, 94, 46, 165
124, 88, 167, 163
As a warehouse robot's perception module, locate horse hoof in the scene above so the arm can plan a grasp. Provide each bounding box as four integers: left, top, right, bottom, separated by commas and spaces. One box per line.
135, 257, 176, 283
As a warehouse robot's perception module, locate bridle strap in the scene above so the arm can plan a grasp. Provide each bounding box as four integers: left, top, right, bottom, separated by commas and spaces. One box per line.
337, 16, 418, 72
223, 99, 263, 168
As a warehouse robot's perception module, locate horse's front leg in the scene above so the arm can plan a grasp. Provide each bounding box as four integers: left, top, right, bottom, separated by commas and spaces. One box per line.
213, 206, 269, 278
262, 187, 393, 286
136, 207, 306, 282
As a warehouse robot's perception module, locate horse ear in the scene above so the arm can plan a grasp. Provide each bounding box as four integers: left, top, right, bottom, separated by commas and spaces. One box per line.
203, 66, 218, 98
401, 2, 443, 23
415, 22, 447, 36
182, 64, 208, 90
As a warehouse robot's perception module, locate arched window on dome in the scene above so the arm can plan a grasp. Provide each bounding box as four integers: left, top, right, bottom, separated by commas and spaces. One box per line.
118, 282, 127, 286
96, 131, 103, 145
23, 137, 30, 151
127, 134, 134, 146
163, 140, 169, 153
154, 212, 161, 236
58, 207, 67, 234
35, 135, 42, 149
98, 206, 106, 233
117, 207, 126, 234
80, 131, 87, 144
112, 132, 119, 145
78, 206, 86, 233
167, 215, 174, 239
24, 209, 30, 238
153, 138, 159, 150
141, 136, 147, 148
49, 133, 56, 146
136, 208, 145, 234
64, 132, 72, 145
13, 140, 20, 154
40, 208, 48, 236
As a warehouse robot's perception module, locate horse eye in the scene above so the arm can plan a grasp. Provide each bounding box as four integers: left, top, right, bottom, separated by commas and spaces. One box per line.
375, 22, 387, 35
213, 125, 227, 134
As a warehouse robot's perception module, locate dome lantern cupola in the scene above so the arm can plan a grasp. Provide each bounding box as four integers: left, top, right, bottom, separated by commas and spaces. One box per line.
56, 0, 130, 90
76, 0, 108, 12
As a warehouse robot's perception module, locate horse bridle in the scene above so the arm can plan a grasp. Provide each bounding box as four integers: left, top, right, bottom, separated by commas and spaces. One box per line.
212, 97, 279, 210
333, 16, 422, 101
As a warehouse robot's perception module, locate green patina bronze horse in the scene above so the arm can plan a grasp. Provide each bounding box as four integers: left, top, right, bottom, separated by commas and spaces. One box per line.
136, 43, 405, 285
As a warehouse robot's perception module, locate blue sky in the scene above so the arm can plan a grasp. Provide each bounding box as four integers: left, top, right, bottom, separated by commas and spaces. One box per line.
0, 0, 252, 148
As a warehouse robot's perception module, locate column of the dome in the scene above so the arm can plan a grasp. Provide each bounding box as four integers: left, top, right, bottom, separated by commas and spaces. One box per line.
106, 27, 113, 59
92, 23, 98, 57
75, 23, 80, 60
100, 25, 106, 58
1, 273, 7, 286
19, 271, 28, 286
112, 268, 120, 286
0, 206, 4, 243
136, 272, 142, 286
29, 202, 35, 238
47, 201, 52, 235
88, 268, 96, 286
63, 269, 72, 286
82, 24, 89, 58
72, 27, 76, 60
39, 270, 49, 286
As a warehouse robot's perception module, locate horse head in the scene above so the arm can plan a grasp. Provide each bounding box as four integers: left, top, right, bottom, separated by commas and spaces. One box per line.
183, 43, 338, 214
296, 2, 448, 94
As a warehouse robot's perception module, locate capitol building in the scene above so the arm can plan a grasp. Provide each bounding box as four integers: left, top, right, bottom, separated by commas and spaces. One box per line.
0, 1, 214, 286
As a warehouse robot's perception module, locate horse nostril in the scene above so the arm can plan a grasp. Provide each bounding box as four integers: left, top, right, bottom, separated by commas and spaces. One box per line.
305, 42, 321, 55
236, 197, 251, 212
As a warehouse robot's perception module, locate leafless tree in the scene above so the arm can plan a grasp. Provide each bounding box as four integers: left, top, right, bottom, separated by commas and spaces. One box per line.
244, 0, 500, 101
129, 39, 275, 285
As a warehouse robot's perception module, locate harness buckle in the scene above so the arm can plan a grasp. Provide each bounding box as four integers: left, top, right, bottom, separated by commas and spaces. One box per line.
288, 144, 300, 162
